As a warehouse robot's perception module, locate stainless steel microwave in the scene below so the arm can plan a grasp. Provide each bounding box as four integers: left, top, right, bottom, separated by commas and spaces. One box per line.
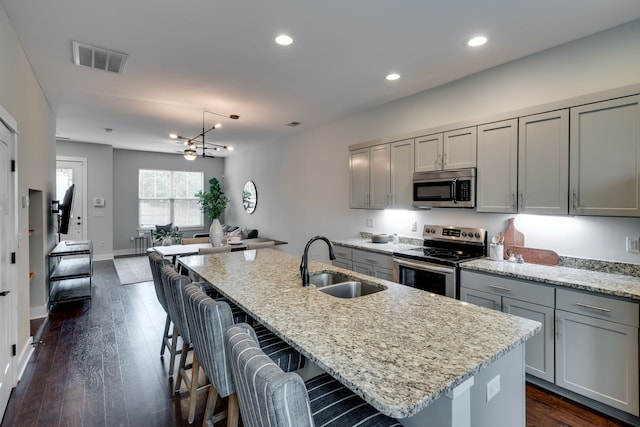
412, 168, 476, 208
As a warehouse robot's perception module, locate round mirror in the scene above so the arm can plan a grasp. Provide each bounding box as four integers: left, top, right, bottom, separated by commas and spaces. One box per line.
242, 181, 257, 214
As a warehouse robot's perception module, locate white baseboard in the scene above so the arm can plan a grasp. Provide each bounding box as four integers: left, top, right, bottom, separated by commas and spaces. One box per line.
30, 304, 48, 319
16, 336, 34, 383
93, 253, 114, 261
113, 249, 138, 257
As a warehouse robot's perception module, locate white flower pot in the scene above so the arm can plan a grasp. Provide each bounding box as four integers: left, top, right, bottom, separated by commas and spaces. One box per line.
209, 218, 224, 246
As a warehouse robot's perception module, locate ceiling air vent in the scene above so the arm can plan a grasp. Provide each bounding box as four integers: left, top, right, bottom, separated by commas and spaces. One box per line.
72, 41, 128, 74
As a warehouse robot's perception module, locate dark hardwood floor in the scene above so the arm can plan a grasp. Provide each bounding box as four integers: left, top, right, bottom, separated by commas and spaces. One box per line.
1, 258, 634, 426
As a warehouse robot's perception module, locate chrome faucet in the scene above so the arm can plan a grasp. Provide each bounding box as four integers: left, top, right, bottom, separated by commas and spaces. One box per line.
300, 236, 336, 286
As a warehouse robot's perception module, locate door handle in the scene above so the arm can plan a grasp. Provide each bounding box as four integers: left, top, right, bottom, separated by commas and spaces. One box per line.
0, 290, 10, 296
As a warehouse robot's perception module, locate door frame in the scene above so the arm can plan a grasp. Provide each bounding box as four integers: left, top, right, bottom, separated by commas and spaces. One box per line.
0, 102, 18, 418
56, 156, 88, 241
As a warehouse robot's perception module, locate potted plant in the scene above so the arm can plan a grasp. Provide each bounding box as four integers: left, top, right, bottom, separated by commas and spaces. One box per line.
195, 177, 229, 246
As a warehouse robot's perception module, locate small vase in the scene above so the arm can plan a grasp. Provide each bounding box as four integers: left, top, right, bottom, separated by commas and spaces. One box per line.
209, 218, 224, 246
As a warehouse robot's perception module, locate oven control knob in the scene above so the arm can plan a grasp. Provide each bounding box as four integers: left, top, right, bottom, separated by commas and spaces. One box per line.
430, 228, 436, 234
461, 232, 467, 237
474, 232, 480, 238
424, 229, 430, 234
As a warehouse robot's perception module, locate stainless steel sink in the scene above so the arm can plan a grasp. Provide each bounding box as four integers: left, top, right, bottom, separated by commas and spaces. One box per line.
317, 281, 386, 298
308, 271, 353, 287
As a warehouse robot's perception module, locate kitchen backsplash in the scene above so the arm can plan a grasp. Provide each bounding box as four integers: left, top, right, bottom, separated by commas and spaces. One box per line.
358, 231, 640, 277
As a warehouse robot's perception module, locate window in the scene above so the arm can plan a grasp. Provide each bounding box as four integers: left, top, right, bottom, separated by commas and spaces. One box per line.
139, 169, 204, 228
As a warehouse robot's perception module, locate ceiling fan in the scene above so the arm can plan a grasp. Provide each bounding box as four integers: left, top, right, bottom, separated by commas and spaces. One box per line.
169, 110, 239, 160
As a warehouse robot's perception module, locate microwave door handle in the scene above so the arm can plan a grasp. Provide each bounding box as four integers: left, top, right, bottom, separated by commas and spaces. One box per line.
451, 179, 457, 204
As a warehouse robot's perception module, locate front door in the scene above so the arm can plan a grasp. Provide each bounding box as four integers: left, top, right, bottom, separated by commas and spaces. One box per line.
56, 159, 86, 241
0, 120, 14, 421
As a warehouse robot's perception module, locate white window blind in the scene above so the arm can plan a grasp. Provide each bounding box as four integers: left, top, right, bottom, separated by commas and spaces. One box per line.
138, 169, 204, 228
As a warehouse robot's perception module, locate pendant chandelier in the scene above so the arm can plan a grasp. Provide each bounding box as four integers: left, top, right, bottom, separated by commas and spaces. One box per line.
169, 110, 239, 160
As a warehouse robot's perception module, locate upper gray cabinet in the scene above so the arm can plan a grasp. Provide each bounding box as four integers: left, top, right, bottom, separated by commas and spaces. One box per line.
570, 95, 640, 217
477, 111, 570, 214
518, 110, 569, 215
415, 127, 476, 172
349, 139, 414, 209
476, 119, 518, 213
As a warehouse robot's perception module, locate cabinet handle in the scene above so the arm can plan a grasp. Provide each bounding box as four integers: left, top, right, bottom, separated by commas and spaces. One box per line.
511, 193, 516, 210
519, 193, 524, 210
572, 191, 577, 211
364, 258, 378, 264
442, 153, 446, 168
575, 302, 611, 313
556, 318, 561, 338
489, 284, 512, 292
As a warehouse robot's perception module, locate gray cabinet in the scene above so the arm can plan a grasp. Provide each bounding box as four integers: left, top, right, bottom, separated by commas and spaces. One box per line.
415, 127, 476, 173
349, 139, 414, 209
570, 95, 640, 217
518, 110, 569, 215
333, 244, 393, 281
333, 245, 353, 270
460, 270, 555, 382
476, 119, 518, 213
555, 288, 639, 415
349, 148, 370, 208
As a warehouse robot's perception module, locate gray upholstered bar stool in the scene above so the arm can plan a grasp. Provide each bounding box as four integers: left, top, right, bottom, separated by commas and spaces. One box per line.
161, 265, 210, 423
148, 252, 179, 364
182, 284, 306, 427
226, 324, 402, 427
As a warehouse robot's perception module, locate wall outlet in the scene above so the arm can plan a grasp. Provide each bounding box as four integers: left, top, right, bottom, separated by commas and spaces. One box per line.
130, 236, 135, 242
486, 375, 500, 402
626, 237, 640, 253
366, 218, 375, 228
411, 221, 417, 232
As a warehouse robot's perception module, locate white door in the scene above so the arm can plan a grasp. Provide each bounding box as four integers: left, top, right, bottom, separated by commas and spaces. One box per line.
56, 158, 87, 241
0, 121, 14, 421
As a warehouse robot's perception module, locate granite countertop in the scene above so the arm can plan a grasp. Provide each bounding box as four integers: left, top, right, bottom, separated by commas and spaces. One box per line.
332, 238, 422, 255
461, 258, 640, 301
180, 249, 540, 419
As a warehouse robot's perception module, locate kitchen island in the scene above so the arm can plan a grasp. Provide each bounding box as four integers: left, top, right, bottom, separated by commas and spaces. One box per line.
178, 249, 541, 427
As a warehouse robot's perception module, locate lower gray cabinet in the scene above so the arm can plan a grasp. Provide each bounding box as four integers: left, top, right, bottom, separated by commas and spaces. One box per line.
555, 288, 639, 416
332, 245, 393, 281
503, 298, 555, 383
460, 271, 555, 382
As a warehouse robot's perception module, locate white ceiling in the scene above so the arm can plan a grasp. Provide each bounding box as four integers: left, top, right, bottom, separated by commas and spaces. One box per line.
3, 0, 640, 157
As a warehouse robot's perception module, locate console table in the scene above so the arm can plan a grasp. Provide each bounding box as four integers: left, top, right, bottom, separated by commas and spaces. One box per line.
47, 240, 93, 308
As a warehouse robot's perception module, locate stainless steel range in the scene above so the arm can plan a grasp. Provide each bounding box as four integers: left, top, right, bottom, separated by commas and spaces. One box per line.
393, 225, 487, 298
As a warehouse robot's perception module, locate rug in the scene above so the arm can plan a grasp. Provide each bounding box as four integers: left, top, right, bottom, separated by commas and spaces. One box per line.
114, 256, 153, 285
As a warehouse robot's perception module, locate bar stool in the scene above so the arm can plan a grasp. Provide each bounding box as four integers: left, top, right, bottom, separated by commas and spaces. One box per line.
182, 284, 305, 427
148, 252, 178, 363
226, 324, 402, 427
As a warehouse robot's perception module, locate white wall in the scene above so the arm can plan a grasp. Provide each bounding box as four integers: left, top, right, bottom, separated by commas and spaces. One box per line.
0, 4, 56, 364
224, 19, 640, 264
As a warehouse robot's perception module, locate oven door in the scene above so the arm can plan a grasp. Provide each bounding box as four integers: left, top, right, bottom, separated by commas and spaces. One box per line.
392, 257, 456, 298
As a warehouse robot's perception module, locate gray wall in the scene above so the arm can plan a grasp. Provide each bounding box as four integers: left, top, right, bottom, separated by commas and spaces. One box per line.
1, 3, 57, 360
112, 149, 224, 255
56, 141, 114, 259
224, 19, 640, 264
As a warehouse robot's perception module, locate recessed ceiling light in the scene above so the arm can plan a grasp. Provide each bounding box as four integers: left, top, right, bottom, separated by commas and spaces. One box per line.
386, 73, 400, 81
468, 36, 488, 47
275, 34, 293, 46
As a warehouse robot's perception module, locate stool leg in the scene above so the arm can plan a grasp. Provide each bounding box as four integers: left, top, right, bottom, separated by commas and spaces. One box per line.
227, 393, 239, 427
175, 342, 189, 393
202, 384, 219, 427
169, 330, 180, 377
188, 355, 200, 423
161, 315, 171, 356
